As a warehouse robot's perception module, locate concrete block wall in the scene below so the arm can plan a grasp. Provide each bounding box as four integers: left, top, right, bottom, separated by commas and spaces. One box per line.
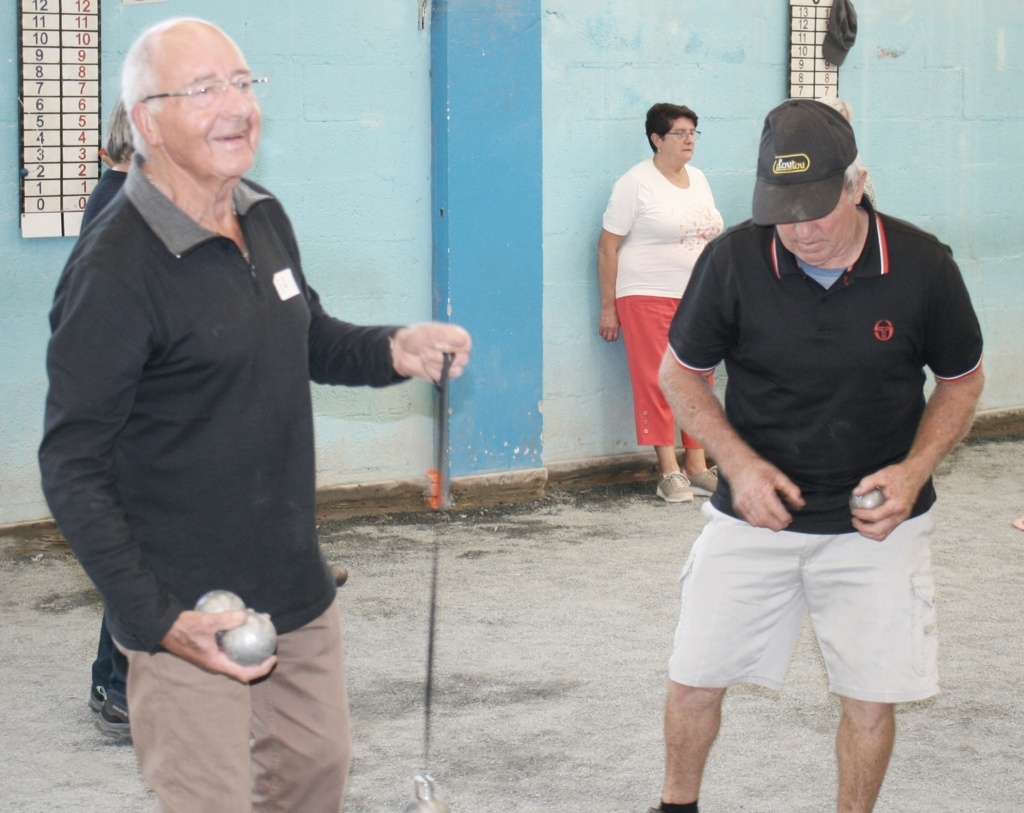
1, 0, 436, 525
540, 0, 1024, 465
1, 1, 1021, 525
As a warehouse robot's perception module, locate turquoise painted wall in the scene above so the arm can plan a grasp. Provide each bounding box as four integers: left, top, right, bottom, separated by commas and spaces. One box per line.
1, 0, 437, 524
542, 0, 1024, 463
3, 1, 1022, 525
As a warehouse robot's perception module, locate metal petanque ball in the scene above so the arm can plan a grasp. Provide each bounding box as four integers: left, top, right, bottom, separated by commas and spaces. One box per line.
403, 775, 450, 813
849, 487, 885, 510
194, 589, 246, 614
217, 610, 278, 666
194, 590, 277, 666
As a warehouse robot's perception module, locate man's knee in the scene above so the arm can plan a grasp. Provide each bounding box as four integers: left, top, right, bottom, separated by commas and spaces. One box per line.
838, 696, 895, 731
667, 681, 727, 711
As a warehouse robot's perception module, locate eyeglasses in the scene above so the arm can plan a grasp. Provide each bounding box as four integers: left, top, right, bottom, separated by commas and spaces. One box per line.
664, 129, 701, 141
142, 76, 269, 108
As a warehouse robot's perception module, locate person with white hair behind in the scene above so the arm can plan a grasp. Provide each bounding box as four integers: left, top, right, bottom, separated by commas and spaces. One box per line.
820, 96, 877, 206
78, 96, 135, 742
81, 98, 133, 232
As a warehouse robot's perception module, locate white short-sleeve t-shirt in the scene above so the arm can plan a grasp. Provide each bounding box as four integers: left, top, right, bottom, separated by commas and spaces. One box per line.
602, 158, 724, 299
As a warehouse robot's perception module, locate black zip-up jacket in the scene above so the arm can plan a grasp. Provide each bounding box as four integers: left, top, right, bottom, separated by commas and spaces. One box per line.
40, 157, 404, 651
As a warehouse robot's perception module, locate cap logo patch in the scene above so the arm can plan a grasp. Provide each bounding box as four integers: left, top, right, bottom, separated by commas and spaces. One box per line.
772, 154, 811, 175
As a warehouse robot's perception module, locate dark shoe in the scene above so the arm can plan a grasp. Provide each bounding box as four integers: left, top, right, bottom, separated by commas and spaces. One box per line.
330, 564, 349, 586
95, 697, 131, 741
89, 685, 106, 713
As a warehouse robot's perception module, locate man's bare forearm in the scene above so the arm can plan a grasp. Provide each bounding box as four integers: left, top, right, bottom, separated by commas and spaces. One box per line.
660, 350, 807, 528
658, 351, 756, 476
902, 367, 985, 488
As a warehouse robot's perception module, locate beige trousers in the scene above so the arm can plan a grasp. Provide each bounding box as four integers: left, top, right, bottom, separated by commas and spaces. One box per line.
124, 603, 351, 813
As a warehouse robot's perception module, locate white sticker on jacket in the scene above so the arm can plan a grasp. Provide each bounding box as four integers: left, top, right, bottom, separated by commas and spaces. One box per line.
273, 268, 300, 301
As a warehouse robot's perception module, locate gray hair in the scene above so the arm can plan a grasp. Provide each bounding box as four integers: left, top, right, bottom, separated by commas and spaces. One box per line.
844, 157, 865, 193
120, 17, 238, 155
103, 98, 133, 165
818, 100, 868, 201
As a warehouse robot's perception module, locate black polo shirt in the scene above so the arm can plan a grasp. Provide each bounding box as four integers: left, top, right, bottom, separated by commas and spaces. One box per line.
40, 159, 404, 651
668, 200, 983, 533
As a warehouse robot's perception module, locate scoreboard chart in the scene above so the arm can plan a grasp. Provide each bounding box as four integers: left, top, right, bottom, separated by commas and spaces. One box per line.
789, 0, 838, 100
19, 0, 100, 239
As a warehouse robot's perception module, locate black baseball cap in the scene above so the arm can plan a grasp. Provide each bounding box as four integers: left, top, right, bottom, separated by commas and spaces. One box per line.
751, 99, 858, 226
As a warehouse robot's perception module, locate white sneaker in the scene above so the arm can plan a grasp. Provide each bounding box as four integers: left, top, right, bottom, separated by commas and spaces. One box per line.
656, 472, 694, 503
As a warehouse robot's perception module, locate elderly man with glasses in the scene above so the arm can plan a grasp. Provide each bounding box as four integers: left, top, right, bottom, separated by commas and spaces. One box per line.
39, 18, 470, 812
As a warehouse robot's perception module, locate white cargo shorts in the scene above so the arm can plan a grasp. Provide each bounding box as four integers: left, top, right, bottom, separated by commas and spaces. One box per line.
669, 502, 939, 703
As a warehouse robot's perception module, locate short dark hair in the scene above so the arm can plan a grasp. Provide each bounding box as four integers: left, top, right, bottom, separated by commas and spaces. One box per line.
645, 103, 699, 153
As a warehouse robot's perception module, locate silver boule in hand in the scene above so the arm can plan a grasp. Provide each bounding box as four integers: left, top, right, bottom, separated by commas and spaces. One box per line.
217, 611, 277, 666
194, 589, 246, 614
194, 590, 277, 666
849, 487, 885, 510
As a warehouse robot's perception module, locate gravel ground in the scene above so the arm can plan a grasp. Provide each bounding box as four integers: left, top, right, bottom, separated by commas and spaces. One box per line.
2, 438, 1022, 812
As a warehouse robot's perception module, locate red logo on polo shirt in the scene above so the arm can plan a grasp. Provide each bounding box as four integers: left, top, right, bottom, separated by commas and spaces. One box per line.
874, 320, 895, 341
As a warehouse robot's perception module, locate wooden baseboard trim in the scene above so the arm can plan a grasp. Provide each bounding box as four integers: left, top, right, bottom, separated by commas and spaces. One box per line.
6, 406, 1024, 542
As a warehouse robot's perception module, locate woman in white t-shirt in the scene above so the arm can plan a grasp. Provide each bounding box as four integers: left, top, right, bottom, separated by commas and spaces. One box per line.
598, 103, 724, 503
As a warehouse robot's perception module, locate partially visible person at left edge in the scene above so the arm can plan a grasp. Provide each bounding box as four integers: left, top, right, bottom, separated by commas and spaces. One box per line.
79, 96, 135, 741
39, 17, 470, 812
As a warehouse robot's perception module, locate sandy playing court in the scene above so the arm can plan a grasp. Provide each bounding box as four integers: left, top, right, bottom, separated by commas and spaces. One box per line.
2, 437, 1021, 812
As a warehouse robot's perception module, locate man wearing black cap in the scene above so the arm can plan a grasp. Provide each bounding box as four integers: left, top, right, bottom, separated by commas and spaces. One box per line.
647, 99, 984, 813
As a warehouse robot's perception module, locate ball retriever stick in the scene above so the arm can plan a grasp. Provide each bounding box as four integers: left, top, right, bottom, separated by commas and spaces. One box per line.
406, 353, 454, 813
427, 353, 454, 512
